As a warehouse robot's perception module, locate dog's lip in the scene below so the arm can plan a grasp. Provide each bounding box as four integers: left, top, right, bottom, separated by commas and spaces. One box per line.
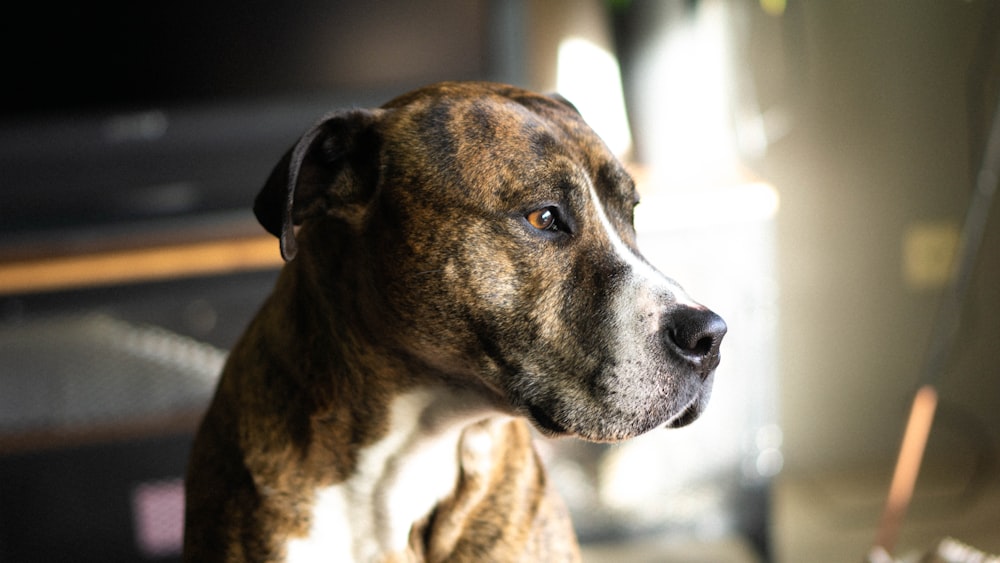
526, 404, 569, 435
663, 393, 703, 429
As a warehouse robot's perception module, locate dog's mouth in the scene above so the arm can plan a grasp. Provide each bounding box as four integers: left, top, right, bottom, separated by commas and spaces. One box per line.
520, 366, 715, 440
526, 391, 705, 439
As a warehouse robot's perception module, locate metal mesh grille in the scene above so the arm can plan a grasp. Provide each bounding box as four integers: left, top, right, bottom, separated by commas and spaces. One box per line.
0, 313, 224, 436
0, 310, 228, 560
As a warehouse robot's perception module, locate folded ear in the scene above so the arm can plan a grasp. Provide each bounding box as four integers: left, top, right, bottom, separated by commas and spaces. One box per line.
254, 109, 383, 261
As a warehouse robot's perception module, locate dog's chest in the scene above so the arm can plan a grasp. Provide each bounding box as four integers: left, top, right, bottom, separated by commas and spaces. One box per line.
284, 389, 497, 563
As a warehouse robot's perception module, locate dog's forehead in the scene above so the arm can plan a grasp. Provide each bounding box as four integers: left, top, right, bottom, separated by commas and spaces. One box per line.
380, 85, 633, 205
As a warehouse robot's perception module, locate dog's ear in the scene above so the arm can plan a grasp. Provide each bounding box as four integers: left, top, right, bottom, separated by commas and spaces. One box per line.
254, 109, 383, 261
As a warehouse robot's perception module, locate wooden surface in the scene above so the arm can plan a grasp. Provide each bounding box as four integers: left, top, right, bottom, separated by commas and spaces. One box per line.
0, 235, 284, 295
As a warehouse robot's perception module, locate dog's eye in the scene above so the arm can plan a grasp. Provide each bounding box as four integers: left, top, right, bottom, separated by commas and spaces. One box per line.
526, 207, 559, 231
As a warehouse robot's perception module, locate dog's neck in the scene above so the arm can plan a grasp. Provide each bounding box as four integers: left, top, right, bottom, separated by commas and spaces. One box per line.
284, 388, 505, 562
239, 258, 509, 562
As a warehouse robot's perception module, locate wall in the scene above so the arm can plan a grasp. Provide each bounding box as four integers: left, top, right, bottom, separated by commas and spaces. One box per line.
752, 1, 1000, 472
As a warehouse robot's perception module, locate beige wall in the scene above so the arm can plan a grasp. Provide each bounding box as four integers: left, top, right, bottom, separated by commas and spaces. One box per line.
754, 1, 1000, 472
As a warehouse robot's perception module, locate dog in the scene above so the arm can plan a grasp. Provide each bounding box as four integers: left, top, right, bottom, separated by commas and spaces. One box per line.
183, 81, 726, 562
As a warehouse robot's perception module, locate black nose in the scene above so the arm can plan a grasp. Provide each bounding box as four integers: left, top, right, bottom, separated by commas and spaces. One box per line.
664, 306, 727, 376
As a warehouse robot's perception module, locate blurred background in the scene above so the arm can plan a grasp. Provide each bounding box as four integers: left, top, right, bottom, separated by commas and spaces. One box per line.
1, 1, 998, 561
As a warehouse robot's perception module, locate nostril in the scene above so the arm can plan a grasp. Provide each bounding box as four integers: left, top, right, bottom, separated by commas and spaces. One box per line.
665, 307, 727, 360
691, 334, 716, 356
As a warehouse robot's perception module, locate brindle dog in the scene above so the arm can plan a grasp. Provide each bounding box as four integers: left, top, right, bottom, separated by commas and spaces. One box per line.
183, 81, 726, 562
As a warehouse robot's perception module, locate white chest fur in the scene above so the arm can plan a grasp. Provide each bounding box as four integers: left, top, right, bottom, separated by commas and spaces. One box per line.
284, 388, 500, 563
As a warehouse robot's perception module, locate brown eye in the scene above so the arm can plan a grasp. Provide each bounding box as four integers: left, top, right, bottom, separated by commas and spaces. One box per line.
526, 207, 557, 231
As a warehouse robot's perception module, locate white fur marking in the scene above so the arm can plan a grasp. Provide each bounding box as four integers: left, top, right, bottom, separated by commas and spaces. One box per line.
284, 389, 497, 563
584, 175, 695, 306
285, 488, 352, 562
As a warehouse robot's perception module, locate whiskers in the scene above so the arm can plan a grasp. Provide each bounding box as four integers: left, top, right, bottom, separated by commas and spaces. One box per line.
410, 269, 444, 278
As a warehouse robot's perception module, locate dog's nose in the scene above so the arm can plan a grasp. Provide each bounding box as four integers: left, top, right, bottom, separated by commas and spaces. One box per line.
664, 306, 727, 376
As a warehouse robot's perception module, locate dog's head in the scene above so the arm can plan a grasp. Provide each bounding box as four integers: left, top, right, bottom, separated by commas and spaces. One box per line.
255, 82, 726, 442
